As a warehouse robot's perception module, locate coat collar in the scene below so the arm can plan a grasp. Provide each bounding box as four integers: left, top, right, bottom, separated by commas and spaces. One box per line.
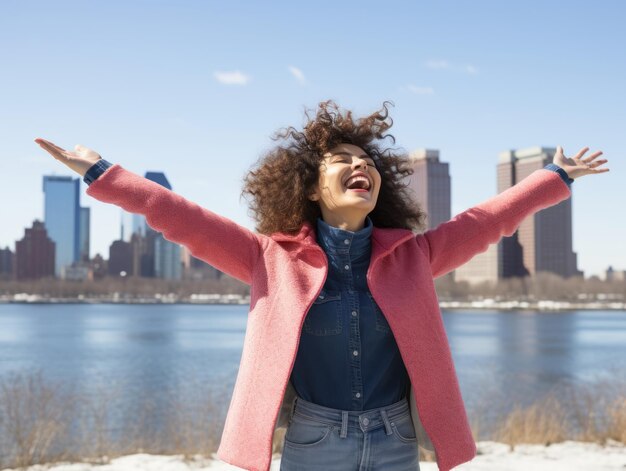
270, 221, 416, 261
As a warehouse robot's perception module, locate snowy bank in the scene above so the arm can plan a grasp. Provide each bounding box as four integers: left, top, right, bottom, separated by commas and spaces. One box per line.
3, 440, 625, 471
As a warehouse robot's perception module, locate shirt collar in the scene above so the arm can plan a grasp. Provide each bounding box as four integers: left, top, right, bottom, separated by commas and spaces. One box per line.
316, 216, 373, 257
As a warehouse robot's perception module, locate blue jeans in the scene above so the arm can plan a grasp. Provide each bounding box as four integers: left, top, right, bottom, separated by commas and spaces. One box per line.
280, 396, 420, 470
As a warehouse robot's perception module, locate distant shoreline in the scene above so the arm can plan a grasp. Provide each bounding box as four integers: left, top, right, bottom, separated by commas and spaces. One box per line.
1, 296, 624, 311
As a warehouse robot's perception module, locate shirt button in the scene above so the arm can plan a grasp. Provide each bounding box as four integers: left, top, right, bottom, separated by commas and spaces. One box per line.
362, 417, 370, 426
353, 350, 359, 356
344, 239, 350, 245
344, 265, 350, 270
355, 392, 361, 398
351, 311, 357, 317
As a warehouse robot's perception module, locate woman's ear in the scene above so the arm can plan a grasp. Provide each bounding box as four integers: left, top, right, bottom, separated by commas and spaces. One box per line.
308, 192, 319, 201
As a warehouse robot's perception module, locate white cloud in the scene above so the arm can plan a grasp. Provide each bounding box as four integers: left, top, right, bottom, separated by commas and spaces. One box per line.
465, 64, 479, 75
213, 71, 251, 85
425, 60, 449, 69
288, 65, 307, 85
406, 85, 434, 95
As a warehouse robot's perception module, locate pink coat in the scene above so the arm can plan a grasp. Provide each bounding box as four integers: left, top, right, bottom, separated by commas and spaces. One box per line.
86, 164, 571, 471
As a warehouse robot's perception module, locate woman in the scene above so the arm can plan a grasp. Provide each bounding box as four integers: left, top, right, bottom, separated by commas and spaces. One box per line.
35, 100, 608, 471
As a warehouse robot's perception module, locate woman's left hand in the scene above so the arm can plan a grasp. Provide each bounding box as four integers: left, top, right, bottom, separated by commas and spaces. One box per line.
554, 146, 609, 180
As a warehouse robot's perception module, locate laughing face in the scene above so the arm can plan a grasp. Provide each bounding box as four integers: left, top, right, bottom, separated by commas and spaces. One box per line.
308, 143, 382, 231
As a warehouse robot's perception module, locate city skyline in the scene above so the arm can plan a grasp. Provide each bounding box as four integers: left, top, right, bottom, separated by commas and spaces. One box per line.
1, 1, 623, 278
0, 145, 611, 281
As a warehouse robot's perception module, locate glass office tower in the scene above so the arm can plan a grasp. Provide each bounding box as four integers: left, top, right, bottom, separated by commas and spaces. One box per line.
43, 175, 80, 277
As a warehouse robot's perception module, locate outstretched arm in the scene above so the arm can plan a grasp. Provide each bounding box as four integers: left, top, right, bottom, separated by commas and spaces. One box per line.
34, 138, 263, 284
415, 146, 609, 279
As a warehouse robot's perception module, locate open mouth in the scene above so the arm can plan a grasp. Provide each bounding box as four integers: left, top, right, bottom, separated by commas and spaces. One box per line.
344, 175, 371, 192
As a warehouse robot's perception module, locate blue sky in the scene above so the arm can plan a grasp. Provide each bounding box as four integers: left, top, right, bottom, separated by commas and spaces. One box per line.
1, 0, 624, 278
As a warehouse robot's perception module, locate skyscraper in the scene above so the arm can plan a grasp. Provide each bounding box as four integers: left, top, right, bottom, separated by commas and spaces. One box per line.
108, 239, 133, 277
43, 175, 80, 277
498, 147, 581, 279
0, 246, 15, 280
455, 146, 582, 285
154, 233, 182, 279
42, 175, 91, 277
406, 149, 451, 230
15, 220, 55, 280
79, 206, 90, 262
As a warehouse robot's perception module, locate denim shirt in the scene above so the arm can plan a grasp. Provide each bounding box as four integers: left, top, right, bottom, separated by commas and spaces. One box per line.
290, 216, 412, 410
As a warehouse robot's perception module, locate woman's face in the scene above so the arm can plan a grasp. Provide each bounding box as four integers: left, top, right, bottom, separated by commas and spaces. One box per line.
309, 143, 381, 231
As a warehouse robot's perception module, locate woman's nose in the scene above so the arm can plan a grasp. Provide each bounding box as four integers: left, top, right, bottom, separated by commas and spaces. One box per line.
353, 159, 368, 170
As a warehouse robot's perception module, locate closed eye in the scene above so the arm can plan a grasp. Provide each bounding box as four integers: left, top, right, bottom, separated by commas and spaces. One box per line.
331, 157, 377, 167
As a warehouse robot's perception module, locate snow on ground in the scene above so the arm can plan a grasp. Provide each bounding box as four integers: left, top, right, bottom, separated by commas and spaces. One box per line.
4, 440, 625, 471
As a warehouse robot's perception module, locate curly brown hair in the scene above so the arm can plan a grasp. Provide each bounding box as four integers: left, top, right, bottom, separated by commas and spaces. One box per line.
241, 100, 427, 236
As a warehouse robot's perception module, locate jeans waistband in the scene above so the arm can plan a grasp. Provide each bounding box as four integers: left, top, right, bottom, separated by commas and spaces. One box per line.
290, 396, 410, 438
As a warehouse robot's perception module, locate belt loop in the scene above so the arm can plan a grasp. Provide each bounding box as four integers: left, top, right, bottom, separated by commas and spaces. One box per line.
380, 409, 393, 435
288, 396, 297, 422
340, 411, 349, 438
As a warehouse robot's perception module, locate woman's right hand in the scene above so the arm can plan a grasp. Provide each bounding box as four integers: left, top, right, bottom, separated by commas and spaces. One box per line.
34, 138, 102, 177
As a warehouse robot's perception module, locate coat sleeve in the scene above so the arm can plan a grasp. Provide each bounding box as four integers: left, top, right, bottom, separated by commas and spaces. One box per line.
85, 163, 263, 285
414, 168, 572, 279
